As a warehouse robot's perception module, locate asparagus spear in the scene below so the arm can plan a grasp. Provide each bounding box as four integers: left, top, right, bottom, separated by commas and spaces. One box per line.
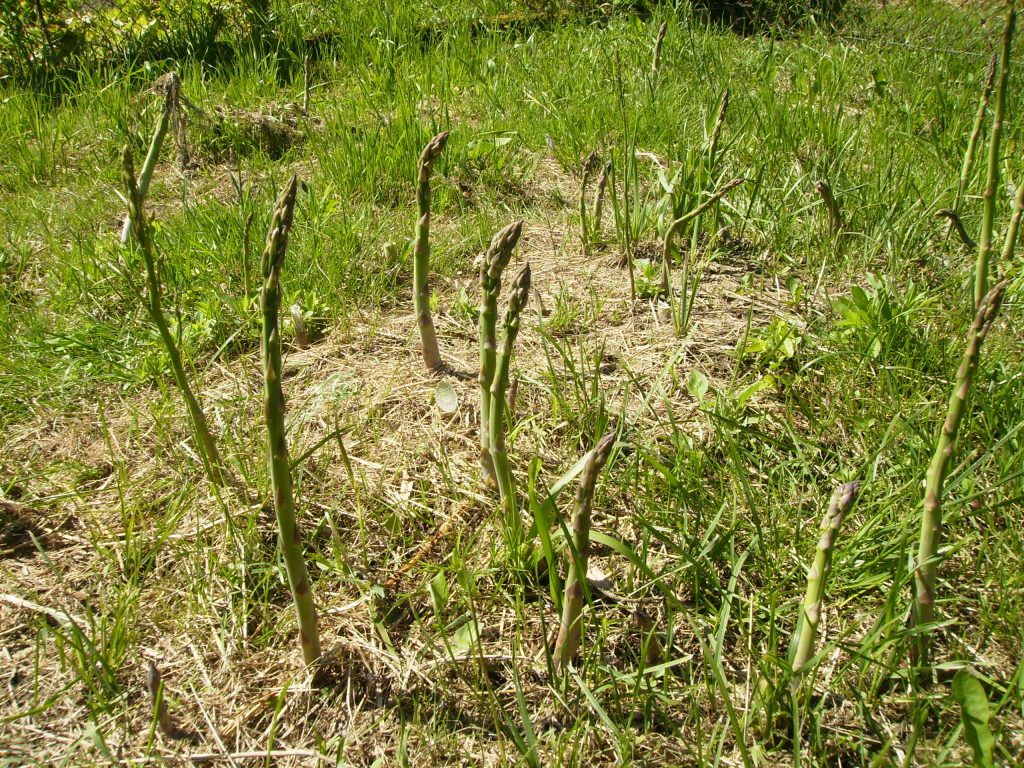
956, 53, 997, 215
554, 431, 617, 669
260, 175, 321, 665
121, 84, 172, 243
414, 131, 449, 372
479, 221, 524, 489
489, 263, 532, 541
660, 178, 745, 297
789, 481, 860, 689
121, 147, 227, 489
912, 280, 1007, 669
975, 6, 1015, 309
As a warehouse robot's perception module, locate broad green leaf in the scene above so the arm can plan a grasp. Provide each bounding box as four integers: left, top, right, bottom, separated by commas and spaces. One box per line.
952, 668, 994, 768
687, 369, 709, 402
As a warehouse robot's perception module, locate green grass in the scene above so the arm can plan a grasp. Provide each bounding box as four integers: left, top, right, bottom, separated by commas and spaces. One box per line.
1, 1, 1023, 765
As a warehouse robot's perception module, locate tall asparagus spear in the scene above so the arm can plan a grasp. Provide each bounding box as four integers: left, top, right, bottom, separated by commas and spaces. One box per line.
414, 131, 449, 372
121, 147, 228, 489
121, 85, 173, 243
489, 263, 532, 542
260, 175, 321, 665
956, 53, 997, 215
789, 481, 860, 690
554, 431, 617, 669
479, 221, 524, 489
975, 6, 1015, 309
912, 280, 1007, 669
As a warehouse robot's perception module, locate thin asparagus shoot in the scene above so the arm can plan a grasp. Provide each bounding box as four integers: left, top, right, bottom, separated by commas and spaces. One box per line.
121, 147, 228, 489
789, 481, 860, 690
660, 177, 745, 297
815, 180, 843, 236
912, 280, 1007, 670
651, 21, 667, 75
580, 154, 595, 256
121, 84, 172, 243
707, 89, 730, 169
489, 263, 532, 543
479, 221, 524, 490
414, 131, 449, 372
260, 175, 321, 665
976, 6, 1015, 309
592, 161, 611, 243
999, 179, 1024, 263
554, 431, 616, 669
956, 53, 997, 214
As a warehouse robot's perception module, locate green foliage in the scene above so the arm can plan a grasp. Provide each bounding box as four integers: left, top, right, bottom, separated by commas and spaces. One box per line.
0, 0, 274, 88
830, 273, 933, 361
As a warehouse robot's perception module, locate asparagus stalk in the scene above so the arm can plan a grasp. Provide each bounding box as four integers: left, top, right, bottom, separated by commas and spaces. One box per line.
650, 21, 667, 75
707, 89, 730, 169
999, 178, 1024, 263
975, 6, 1015, 310
789, 481, 860, 689
660, 177, 745, 297
815, 180, 843, 236
579, 156, 595, 256
591, 161, 611, 242
414, 131, 449, 372
489, 263, 532, 542
956, 53, 997, 215
260, 175, 321, 665
121, 87, 173, 243
912, 280, 1007, 669
121, 147, 227, 489
554, 431, 617, 669
479, 221, 524, 490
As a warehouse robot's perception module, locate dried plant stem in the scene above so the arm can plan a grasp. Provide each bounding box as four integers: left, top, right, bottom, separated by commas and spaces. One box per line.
789, 481, 860, 689
935, 209, 978, 250
815, 181, 843, 236
121, 147, 227, 489
489, 264, 532, 542
554, 431, 616, 669
651, 21, 667, 75
414, 131, 449, 372
976, 6, 1015, 310
660, 177, 745, 297
261, 175, 321, 665
478, 221, 524, 490
912, 280, 1007, 669
956, 53, 997, 214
